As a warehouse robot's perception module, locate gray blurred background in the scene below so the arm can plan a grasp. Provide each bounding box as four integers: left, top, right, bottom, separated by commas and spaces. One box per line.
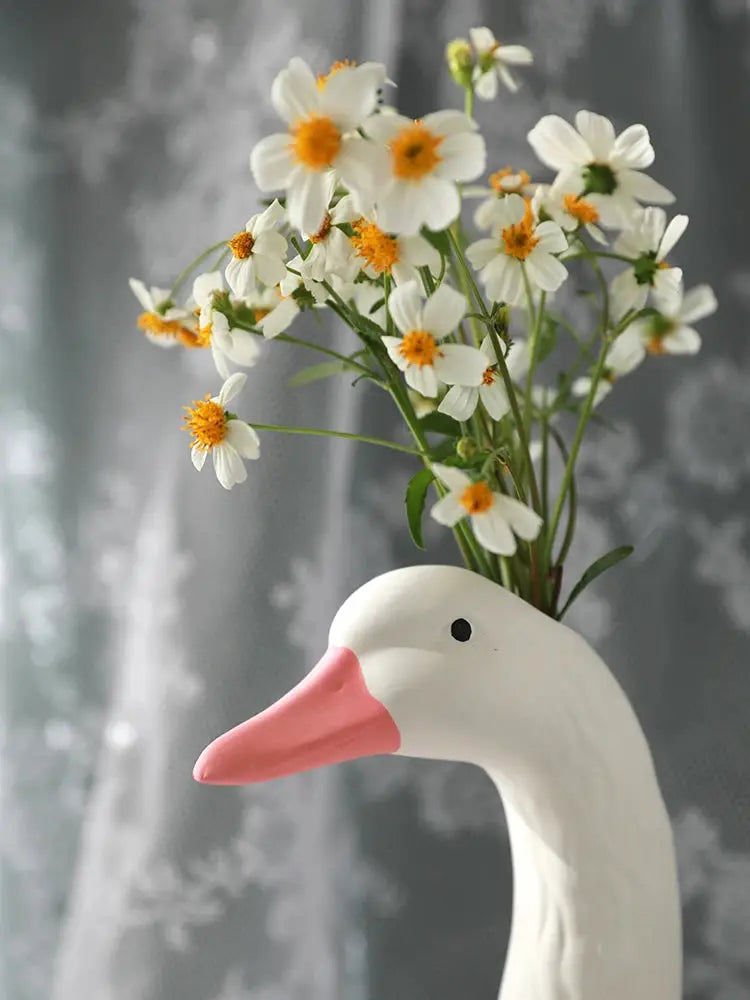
2, 1, 749, 998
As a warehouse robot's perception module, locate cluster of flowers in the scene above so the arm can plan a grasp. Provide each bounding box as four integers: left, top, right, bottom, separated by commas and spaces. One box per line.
129, 27, 717, 616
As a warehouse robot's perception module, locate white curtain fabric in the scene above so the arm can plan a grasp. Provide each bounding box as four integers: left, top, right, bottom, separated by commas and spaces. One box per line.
2, 1, 749, 998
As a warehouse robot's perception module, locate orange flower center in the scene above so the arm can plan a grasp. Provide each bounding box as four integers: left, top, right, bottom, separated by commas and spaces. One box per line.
563, 193, 600, 225
501, 200, 539, 261
137, 311, 194, 342
350, 219, 399, 274
459, 482, 494, 515
290, 115, 342, 170
481, 366, 497, 386
317, 59, 357, 88
182, 395, 227, 450
390, 121, 443, 181
646, 336, 668, 355
228, 231, 255, 259
310, 213, 333, 243
399, 329, 441, 367
490, 166, 531, 195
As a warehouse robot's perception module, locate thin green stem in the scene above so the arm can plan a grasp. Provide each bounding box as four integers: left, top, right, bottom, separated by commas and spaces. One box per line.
170, 239, 230, 298
523, 276, 546, 428
249, 422, 422, 456
464, 86, 475, 120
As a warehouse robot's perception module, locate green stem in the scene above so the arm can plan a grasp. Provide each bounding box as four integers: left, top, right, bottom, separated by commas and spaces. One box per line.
249, 422, 422, 456
523, 276, 546, 428
447, 226, 483, 347
464, 86, 475, 120
170, 239, 231, 298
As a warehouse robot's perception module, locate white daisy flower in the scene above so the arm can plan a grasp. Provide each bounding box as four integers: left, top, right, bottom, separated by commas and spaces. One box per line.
431, 464, 542, 556
382, 281, 486, 397
129, 278, 196, 348
626, 282, 717, 356
535, 183, 607, 245
250, 57, 386, 235
439, 335, 530, 421
241, 285, 301, 341
468, 166, 535, 230
285, 188, 361, 287
188, 271, 263, 376
182, 373, 260, 490
527, 110, 674, 228
363, 110, 486, 235
572, 325, 646, 406
609, 207, 687, 319
345, 203, 441, 286
469, 26, 533, 98
225, 200, 288, 298
466, 193, 568, 306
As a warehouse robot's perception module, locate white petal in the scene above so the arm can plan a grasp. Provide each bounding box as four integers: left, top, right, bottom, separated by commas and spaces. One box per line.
472, 507, 516, 556
422, 284, 466, 339
399, 234, 441, 273
574, 111, 616, 160
469, 26, 496, 53
364, 112, 411, 144
433, 132, 486, 182
482, 255, 524, 305
388, 281, 423, 335
271, 57, 319, 124
128, 278, 154, 311
474, 69, 498, 101
478, 381, 510, 420
421, 110, 477, 136
287, 170, 329, 236
617, 169, 675, 205
438, 385, 479, 421
259, 297, 300, 340
210, 341, 231, 379
506, 338, 531, 380
405, 363, 439, 397
664, 326, 701, 354
214, 443, 247, 490
657, 214, 688, 260
494, 494, 543, 541
191, 446, 208, 471
432, 463, 471, 491
466, 238, 499, 270
192, 270, 223, 306
652, 266, 683, 304
225, 329, 261, 367
382, 335, 408, 371
376, 181, 431, 236
254, 250, 288, 287
534, 220, 568, 255
610, 269, 643, 319
677, 284, 717, 324
572, 376, 593, 398
430, 492, 466, 528
218, 371, 247, 406
434, 344, 487, 386
319, 64, 383, 130
498, 65, 519, 93
609, 123, 655, 170
226, 419, 261, 459
336, 137, 390, 201
498, 192, 527, 226
409, 176, 462, 233
495, 45, 533, 66
225, 257, 254, 298
250, 133, 296, 191
250, 199, 286, 235
524, 250, 568, 293
527, 115, 593, 172
607, 328, 646, 375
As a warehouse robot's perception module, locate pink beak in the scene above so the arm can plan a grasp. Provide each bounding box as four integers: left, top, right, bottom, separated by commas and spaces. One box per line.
193, 646, 401, 785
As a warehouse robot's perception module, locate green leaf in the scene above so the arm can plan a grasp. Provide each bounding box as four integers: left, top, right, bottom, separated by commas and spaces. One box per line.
288, 361, 349, 387
557, 545, 634, 619
405, 467, 435, 551
419, 411, 461, 436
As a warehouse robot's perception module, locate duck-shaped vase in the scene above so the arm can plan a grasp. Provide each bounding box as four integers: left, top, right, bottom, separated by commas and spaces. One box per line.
194, 564, 682, 1000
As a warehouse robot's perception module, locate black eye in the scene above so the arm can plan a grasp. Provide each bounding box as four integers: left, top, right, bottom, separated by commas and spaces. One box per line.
450, 618, 472, 642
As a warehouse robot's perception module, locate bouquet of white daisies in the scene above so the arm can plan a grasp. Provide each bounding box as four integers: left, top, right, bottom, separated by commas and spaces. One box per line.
128, 26, 717, 619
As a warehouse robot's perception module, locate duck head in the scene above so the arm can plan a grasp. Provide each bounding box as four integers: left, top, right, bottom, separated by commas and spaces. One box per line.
193, 564, 582, 784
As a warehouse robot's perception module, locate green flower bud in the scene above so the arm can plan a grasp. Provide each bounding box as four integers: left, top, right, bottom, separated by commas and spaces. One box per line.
457, 436, 478, 460
446, 38, 475, 89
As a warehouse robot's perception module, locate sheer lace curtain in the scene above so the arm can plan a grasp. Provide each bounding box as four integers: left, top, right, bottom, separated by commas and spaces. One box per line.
2, 1, 749, 998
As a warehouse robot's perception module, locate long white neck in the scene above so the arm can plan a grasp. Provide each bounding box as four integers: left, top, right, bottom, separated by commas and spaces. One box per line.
482, 654, 682, 1000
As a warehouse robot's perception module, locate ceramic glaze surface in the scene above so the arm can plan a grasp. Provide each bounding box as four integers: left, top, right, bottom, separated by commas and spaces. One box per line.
196, 565, 682, 1000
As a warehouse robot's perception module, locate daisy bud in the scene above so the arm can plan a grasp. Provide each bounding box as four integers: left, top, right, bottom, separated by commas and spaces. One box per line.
446, 38, 475, 89
457, 437, 478, 460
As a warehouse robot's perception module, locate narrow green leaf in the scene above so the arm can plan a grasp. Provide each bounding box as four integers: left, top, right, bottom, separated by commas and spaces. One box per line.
288, 361, 348, 387
405, 468, 435, 551
419, 411, 461, 436
557, 545, 634, 619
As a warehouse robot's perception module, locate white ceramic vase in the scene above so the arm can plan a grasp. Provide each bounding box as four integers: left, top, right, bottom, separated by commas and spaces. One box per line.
194, 564, 682, 1000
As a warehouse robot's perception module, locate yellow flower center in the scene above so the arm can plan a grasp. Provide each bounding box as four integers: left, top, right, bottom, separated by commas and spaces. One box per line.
563, 193, 600, 225
290, 115, 342, 170
317, 59, 356, 88
481, 366, 497, 386
459, 481, 494, 515
182, 395, 228, 451
228, 231, 255, 259
310, 213, 332, 243
399, 329, 441, 367
646, 336, 669, 355
390, 121, 443, 181
490, 167, 531, 195
137, 311, 194, 342
350, 218, 400, 274
501, 199, 539, 261
194, 323, 213, 348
